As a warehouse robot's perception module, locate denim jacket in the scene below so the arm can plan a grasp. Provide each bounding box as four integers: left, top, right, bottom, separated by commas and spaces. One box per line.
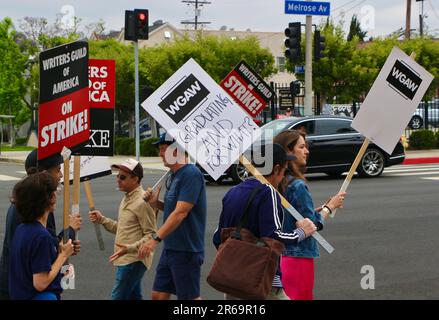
282, 179, 324, 258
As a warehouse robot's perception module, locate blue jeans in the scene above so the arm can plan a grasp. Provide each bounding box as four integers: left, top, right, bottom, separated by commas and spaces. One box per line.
110, 261, 147, 300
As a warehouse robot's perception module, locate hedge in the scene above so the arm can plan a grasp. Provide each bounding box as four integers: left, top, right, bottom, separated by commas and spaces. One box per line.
115, 136, 159, 156
408, 130, 436, 149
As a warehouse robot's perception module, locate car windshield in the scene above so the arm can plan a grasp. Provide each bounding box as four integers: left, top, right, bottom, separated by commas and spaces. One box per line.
260, 119, 295, 139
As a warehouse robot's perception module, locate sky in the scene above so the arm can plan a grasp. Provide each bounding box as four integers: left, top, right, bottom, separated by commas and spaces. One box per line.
2, 0, 439, 39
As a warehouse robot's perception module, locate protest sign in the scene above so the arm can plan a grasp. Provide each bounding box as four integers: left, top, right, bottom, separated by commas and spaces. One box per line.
220, 60, 275, 117
141, 58, 261, 181
80, 59, 115, 156
62, 155, 112, 183
351, 47, 434, 154
39, 40, 90, 160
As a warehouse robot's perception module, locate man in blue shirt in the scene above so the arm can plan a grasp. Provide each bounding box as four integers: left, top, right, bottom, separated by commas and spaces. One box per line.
141, 133, 206, 300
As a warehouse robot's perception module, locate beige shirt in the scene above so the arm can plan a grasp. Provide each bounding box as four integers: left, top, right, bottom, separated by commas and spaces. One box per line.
101, 186, 157, 269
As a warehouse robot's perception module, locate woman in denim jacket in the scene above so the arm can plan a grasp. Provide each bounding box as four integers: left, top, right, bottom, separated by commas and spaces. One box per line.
274, 130, 346, 300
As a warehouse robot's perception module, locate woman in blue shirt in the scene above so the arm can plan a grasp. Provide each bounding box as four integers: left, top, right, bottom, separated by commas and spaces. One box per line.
274, 130, 346, 300
9, 172, 74, 300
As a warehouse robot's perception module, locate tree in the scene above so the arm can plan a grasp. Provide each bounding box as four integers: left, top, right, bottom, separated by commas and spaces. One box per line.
139, 33, 276, 89
0, 18, 29, 132
347, 14, 367, 42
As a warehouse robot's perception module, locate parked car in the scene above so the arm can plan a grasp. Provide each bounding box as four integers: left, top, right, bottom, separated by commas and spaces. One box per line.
202, 115, 406, 183
408, 100, 439, 129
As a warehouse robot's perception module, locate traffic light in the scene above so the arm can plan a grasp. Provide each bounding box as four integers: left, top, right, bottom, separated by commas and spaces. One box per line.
314, 30, 326, 61
284, 22, 301, 63
290, 80, 301, 97
134, 9, 149, 40
124, 10, 136, 41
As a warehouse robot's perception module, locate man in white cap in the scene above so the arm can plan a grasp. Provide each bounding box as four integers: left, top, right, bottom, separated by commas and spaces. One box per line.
88, 159, 156, 300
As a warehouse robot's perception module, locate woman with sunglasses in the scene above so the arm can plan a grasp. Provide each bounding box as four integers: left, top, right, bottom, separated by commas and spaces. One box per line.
274, 130, 346, 300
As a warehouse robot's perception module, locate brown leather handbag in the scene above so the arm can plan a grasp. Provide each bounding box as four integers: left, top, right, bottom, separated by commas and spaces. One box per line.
207, 186, 285, 300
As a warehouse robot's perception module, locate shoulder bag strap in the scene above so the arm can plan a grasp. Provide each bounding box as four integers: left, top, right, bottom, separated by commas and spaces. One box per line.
232, 184, 264, 239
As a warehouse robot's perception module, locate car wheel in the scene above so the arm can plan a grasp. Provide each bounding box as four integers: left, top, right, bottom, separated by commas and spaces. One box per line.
357, 148, 385, 177
409, 115, 423, 129
230, 163, 250, 184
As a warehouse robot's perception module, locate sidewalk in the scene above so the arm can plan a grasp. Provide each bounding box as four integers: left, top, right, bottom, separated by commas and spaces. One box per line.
1, 149, 439, 170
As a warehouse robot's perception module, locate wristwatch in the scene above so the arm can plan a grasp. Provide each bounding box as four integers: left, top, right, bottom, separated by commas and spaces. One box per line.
152, 233, 162, 243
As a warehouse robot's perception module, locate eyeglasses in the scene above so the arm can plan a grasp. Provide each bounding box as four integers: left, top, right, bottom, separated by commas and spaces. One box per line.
117, 174, 128, 181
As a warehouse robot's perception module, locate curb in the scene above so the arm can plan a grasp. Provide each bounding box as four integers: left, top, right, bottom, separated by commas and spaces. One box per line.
0, 158, 25, 164
402, 157, 439, 165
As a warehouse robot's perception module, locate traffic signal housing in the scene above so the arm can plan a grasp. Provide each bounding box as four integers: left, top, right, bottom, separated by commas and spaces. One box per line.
134, 9, 149, 40
124, 10, 136, 41
284, 22, 301, 63
290, 80, 301, 97
314, 30, 325, 61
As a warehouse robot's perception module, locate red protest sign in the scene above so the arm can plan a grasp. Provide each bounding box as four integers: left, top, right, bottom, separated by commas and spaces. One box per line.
79, 59, 116, 157
38, 40, 90, 160
220, 60, 275, 117
88, 59, 115, 109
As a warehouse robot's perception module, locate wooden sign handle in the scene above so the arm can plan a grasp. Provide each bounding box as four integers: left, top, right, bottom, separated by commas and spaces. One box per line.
63, 158, 70, 244
83, 180, 105, 251
239, 155, 334, 254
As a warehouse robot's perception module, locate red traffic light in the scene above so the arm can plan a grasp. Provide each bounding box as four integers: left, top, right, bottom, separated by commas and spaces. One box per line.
139, 12, 146, 21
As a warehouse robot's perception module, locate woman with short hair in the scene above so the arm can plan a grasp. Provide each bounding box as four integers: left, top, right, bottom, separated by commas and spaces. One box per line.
9, 172, 74, 300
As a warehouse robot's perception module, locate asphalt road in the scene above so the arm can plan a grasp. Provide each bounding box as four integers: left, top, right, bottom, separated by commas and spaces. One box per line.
1, 162, 438, 300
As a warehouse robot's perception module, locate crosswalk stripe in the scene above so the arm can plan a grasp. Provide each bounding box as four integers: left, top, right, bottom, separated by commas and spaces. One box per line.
385, 171, 439, 177
0, 175, 20, 181
384, 167, 439, 173
422, 177, 439, 181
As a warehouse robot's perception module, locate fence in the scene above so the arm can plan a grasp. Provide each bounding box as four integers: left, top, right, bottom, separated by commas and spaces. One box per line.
258, 82, 439, 141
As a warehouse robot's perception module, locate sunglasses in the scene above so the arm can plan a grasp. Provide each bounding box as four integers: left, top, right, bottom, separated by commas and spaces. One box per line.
117, 174, 129, 181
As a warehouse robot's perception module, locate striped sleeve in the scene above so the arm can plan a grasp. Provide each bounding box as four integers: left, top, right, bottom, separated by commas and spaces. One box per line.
259, 184, 304, 245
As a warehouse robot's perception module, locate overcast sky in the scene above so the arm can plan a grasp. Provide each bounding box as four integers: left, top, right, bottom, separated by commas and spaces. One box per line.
2, 0, 439, 38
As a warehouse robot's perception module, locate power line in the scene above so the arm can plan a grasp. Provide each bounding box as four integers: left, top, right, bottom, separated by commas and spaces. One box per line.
333, 0, 367, 19
332, 0, 362, 13
181, 0, 211, 30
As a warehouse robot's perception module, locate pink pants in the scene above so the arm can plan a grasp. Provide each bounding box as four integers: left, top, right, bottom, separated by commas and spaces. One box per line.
281, 256, 314, 300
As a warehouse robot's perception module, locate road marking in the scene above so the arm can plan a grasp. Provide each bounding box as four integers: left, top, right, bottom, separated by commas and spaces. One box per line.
422, 177, 439, 181
386, 171, 439, 177
384, 167, 439, 173
0, 175, 20, 181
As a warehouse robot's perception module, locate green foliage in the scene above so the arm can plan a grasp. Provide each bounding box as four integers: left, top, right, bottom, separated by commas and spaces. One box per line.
0, 18, 29, 126
139, 33, 276, 89
115, 137, 135, 155
15, 137, 27, 145
347, 15, 367, 42
140, 137, 159, 156
409, 130, 436, 149
436, 131, 439, 148
114, 136, 159, 156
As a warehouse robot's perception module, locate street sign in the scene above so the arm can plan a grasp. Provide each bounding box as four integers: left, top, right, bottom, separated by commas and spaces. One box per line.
141, 58, 261, 181
38, 40, 90, 160
294, 65, 305, 74
220, 60, 275, 117
284, 0, 330, 16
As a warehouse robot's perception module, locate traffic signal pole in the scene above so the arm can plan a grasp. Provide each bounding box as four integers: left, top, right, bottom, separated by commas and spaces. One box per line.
134, 41, 140, 161
304, 12, 313, 116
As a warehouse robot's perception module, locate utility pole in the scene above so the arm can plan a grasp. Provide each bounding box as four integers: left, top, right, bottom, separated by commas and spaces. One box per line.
405, 0, 412, 39
304, 0, 313, 116
181, 0, 211, 30
418, 0, 425, 37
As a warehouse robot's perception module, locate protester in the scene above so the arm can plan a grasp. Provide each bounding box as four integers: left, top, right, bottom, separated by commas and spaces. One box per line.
9, 172, 75, 300
141, 133, 207, 300
89, 159, 156, 300
213, 143, 317, 300
274, 130, 346, 300
0, 150, 81, 300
